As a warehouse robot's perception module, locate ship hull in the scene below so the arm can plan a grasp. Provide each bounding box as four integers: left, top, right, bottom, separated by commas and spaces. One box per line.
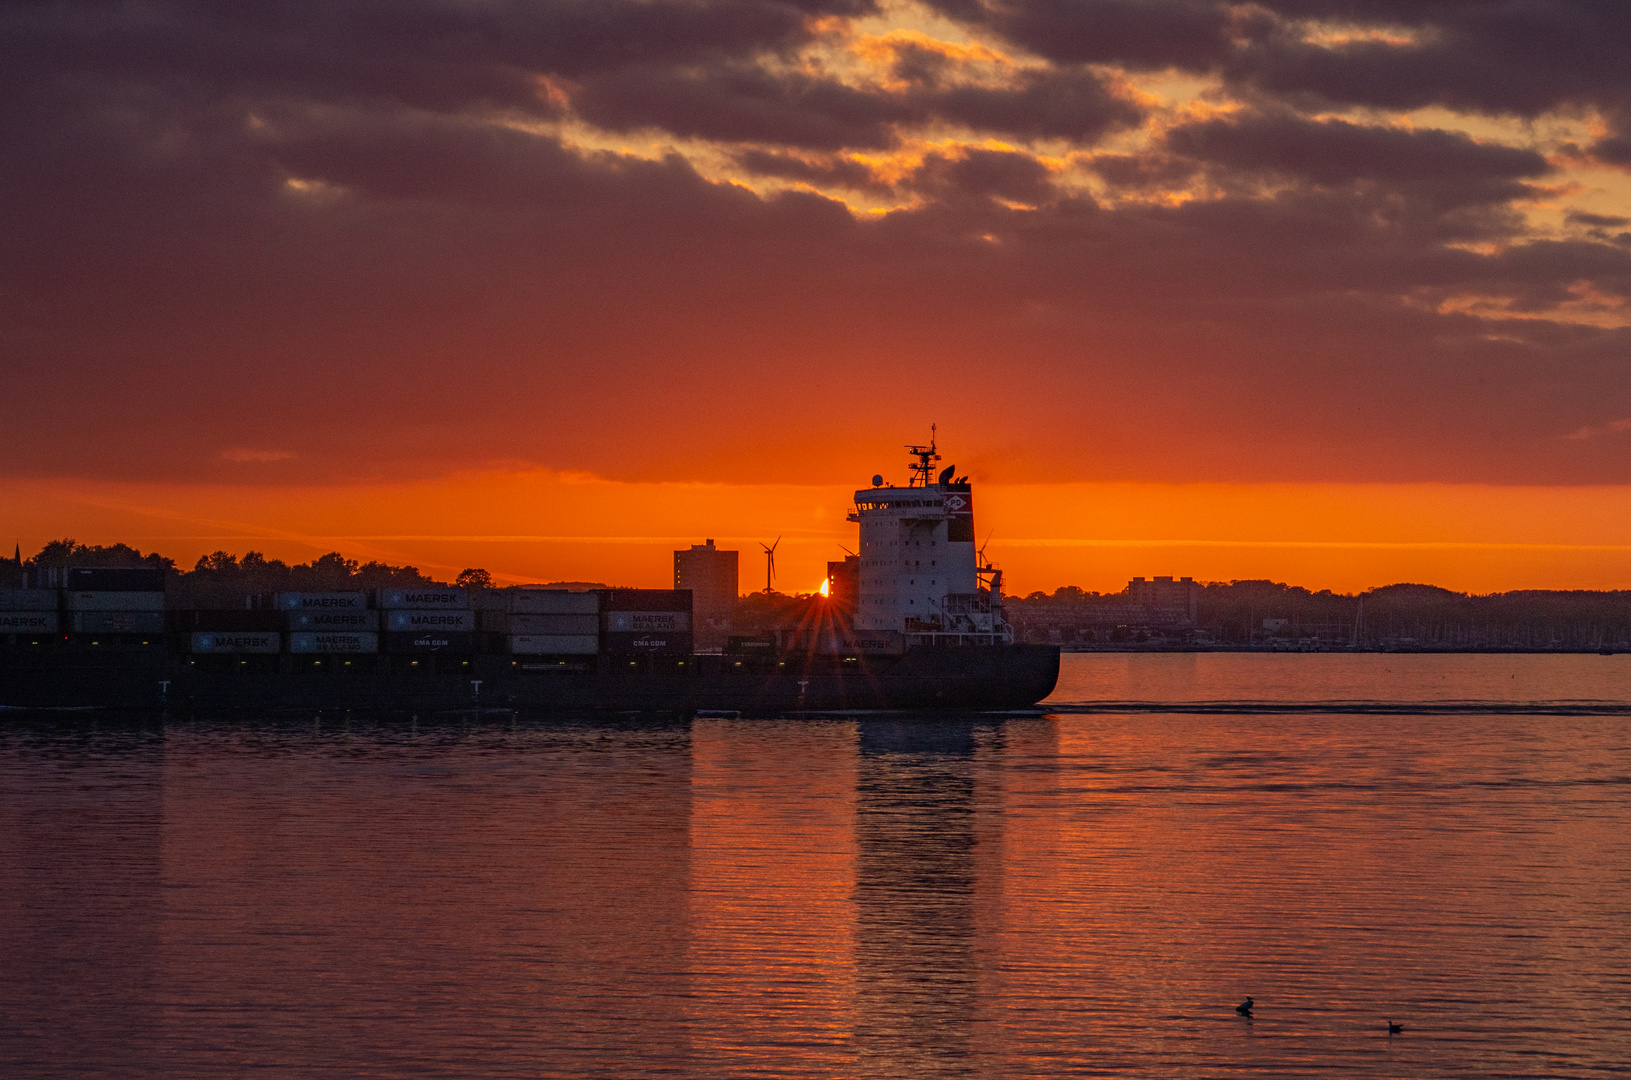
0, 643, 1060, 713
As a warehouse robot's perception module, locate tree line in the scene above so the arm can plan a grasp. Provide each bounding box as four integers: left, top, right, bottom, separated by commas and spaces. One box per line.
6, 540, 496, 606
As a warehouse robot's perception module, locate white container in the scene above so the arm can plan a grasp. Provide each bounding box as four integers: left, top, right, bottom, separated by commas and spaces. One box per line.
0, 590, 57, 611
289, 631, 379, 654
512, 590, 599, 615
379, 588, 467, 609
73, 611, 164, 634
275, 592, 367, 611
606, 611, 691, 633
65, 591, 166, 611
287, 610, 378, 631
472, 590, 513, 612
191, 631, 280, 654
385, 609, 475, 633
512, 613, 599, 635
0, 611, 57, 632
476, 611, 510, 632
511, 634, 599, 655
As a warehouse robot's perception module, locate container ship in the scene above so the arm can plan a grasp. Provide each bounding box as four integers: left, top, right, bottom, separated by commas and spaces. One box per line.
1, 439, 1059, 712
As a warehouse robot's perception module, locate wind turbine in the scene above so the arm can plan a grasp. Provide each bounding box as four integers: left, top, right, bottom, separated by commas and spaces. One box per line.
761, 536, 781, 593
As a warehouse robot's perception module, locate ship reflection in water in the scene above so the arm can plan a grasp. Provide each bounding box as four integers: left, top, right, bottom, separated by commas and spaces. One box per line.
853, 720, 983, 1074
5, 659, 1631, 1077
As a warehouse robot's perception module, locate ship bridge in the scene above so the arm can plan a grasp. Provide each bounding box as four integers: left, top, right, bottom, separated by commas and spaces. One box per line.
846, 432, 1012, 646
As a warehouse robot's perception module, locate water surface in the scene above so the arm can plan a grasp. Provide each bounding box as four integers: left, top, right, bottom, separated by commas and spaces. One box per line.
2, 654, 1628, 1077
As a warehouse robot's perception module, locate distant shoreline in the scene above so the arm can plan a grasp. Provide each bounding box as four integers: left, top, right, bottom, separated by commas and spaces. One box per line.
1060, 644, 1623, 655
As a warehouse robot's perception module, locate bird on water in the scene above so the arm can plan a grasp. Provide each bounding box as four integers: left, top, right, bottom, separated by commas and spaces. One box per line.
1236, 997, 1254, 1016
1387, 1020, 1403, 1034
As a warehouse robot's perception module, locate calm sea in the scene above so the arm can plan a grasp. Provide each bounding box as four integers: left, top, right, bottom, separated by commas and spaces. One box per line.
2, 653, 1629, 1078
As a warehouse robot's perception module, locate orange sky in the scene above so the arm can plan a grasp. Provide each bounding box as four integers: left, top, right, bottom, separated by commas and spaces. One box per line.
6, 3, 1631, 588
9, 471, 1631, 595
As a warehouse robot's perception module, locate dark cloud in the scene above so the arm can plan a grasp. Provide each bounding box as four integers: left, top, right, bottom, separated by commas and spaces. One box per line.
908, 148, 1056, 204
923, 2, 1631, 118
572, 63, 909, 149
879, 38, 1143, 140
1165, 112, 1552, 210
731, 148, 886, 190
1591, 132, 1631, 167
573, 57, 1140, 150
1227, 1, 1631, 117
2, 0, 1630, 489
926, 2, 1631, 156
1, 0, 870, 83
1567, 211, 1631, 229
920, 0, 1237, 70
923, 66, 1144, 142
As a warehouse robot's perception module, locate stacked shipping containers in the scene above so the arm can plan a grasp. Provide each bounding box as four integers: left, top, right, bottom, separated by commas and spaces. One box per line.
64, 568, 166, 638
603, 589, 692, 655
510, 590, 600, 655
14, 572, 697, 658
380, 587, 472, 653
278, 591, 376, 654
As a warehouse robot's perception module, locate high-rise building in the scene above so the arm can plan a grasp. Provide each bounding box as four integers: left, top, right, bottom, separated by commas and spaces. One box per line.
674, 540, 738, 648
1126, 576, 1199, 624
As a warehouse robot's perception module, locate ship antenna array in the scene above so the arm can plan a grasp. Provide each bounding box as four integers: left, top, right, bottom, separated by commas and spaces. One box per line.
905, 423, 941, 488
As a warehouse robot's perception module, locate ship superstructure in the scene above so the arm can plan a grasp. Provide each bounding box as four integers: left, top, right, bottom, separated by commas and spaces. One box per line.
848, 431, 1012, 645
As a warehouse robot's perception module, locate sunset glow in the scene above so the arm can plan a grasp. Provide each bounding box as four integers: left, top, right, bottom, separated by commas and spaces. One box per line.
8, 471, 1631, 595
6, 1, 1631, 592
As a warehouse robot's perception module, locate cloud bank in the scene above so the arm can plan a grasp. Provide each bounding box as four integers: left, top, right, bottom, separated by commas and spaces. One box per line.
4, 0, 1630, 487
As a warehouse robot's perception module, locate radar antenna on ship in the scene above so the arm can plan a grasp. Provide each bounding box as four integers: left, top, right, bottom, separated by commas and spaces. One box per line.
906, 424, 941, 488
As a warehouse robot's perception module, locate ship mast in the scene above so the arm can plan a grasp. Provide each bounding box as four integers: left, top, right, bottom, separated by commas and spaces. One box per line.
905, 424, 940, 488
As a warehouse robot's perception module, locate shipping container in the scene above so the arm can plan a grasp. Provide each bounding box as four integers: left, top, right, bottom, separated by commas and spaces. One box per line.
383, 631, 475, 653
605, 610, 691, 633
288, 610, 378, 631
0, 611, 58, 633
471, 590, 512, 612
65, 591, 166, 612
191, 631, 280, 654
379, 588, 467, 609
289, 631, 379, 654
0, 590, 57, 611
174, 610, 283, 632
511, 590, 600, 615
509, 634, 600, 655
66, 567, 166, 592
275, 591, 368, 611
384, 609, 475, 633
726, 635, 777, 654
603, 630, 692, 655
476, 610, 510, 632
74, 611, 165, 634
511, 613, 599, 635
602, 588, 691, 612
